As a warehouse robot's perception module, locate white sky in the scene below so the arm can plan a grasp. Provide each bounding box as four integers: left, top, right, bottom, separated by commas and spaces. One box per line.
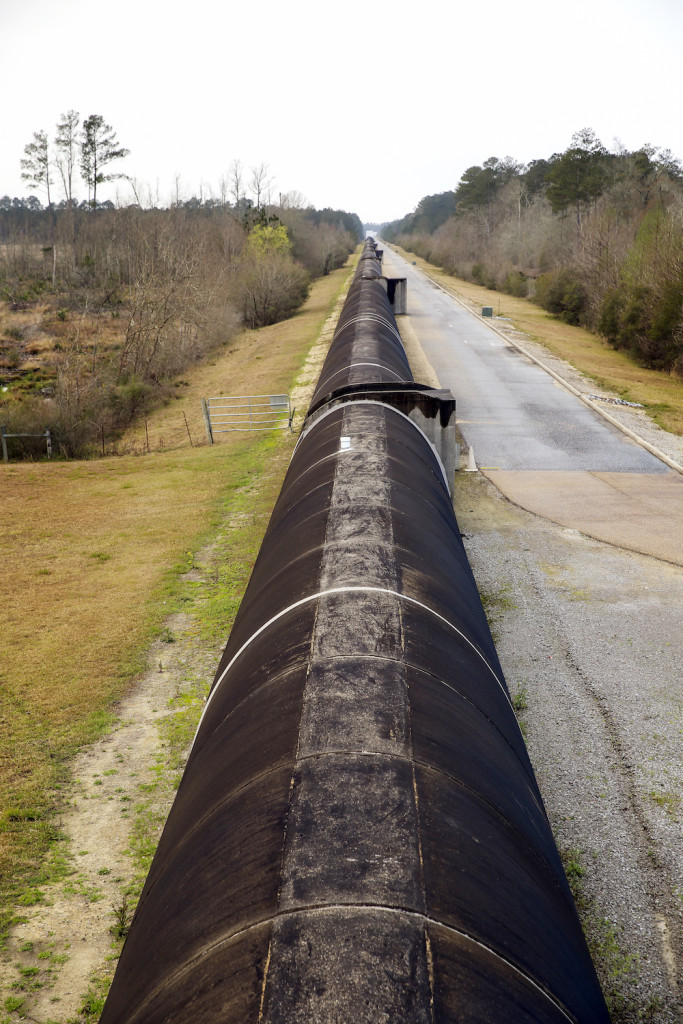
2, 0, 682, 225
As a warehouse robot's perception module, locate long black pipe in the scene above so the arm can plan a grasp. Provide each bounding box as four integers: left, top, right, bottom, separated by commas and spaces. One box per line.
100, 240, 609, 1023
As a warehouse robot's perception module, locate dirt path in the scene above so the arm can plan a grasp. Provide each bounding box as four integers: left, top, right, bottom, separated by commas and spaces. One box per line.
0, 604, 223, 1020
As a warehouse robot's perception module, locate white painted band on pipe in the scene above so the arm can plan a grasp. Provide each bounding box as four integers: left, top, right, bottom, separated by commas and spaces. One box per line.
294, 398, 452, 496
191, 585, 507, 751
316, 363, 406, 396
334, 312, 404, 346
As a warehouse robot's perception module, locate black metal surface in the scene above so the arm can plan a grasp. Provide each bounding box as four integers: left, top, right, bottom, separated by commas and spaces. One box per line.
100, 239, 609, 1023
309, 244, 413, 406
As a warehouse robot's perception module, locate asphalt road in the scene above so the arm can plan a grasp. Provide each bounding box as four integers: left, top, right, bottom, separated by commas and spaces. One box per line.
382, 245, 683, 566
382, 246, 666, 473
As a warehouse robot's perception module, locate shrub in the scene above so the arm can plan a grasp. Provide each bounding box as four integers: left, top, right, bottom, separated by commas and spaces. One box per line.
597, 288, 624, 346
596, 280, 683, 370
235, 253, 310, 329
534, 269, 587, 324
503, 271, 528, 297
471, 262, 487, 286
648, 280, 683, 368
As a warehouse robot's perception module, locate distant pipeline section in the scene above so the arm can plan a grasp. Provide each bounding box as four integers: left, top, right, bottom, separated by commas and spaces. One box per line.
100, 240, 609, 1022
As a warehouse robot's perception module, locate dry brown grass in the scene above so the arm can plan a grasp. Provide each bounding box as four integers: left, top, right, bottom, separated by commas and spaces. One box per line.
123, 274, 342, 452
393, 245, 683, 436
0, 301, 125, 394
0, 258, 354, 930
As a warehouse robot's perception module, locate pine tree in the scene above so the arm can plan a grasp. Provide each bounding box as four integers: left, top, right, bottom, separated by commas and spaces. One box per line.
80, 115, 129, 210
20, 130, 52, 205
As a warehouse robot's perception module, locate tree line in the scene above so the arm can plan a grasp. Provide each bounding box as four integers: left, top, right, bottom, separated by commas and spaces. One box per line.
382, 129, 683, 375
20, 111, 128, 211
1, 117, 363, 457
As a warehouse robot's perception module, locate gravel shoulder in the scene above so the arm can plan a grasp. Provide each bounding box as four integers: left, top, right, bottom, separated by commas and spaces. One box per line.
454, 469, 683, 1022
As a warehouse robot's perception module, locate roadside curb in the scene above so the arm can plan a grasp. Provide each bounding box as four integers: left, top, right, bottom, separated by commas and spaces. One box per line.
400, 254, 683, 477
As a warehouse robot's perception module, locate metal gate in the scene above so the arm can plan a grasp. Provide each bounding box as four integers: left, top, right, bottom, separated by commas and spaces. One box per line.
202, 394, 293, 443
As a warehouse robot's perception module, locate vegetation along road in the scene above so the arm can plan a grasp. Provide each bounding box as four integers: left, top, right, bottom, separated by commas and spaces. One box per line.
388, 242, 683, 1022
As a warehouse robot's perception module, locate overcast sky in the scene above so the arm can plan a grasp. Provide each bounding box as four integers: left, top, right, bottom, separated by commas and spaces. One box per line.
3, 0, 682, 224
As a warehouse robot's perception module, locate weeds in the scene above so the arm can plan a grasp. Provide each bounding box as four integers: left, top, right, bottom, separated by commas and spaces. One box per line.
77, 974, 110, 1022
110, 894, 131, 941
648, 789, 680, 817
561, 846, 645, 1020
512, 685, 529, 714
479, 581, 516, 643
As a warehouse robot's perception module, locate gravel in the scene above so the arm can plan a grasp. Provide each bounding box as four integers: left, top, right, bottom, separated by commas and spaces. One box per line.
454, 471, 683, 1022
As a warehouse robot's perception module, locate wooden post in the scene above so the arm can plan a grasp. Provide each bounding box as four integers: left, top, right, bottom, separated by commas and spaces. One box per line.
1, 425, 8, 463
201, 399, 213, 444
45, 429, 52, 459
183, 411, 194, 447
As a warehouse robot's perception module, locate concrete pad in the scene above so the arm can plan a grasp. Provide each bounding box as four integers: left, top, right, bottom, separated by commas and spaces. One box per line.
483, 470, 683, 566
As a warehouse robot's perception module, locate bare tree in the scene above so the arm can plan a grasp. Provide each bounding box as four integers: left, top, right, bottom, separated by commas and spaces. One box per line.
146, 179, 161, 209
126, 177, 143, 206
249, 161, 272, 210
229, 159, 243, 207
280, 189, 308, 210
55, 110, 79, 207
118, 213, 236, 384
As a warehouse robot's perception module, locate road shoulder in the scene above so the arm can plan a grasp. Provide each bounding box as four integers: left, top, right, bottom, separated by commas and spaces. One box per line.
483, 469, 683, 566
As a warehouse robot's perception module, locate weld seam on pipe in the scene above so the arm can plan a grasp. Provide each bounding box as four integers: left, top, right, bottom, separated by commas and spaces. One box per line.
190, 654, 533, 794
334, 312, 404, 345
192, 586, 507, 751
122, 904, 574, 1024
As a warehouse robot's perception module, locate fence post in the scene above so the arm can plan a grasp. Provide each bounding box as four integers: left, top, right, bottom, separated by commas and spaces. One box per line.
201, 399, 213, 444
1, 426, 8, 463
45, 429, 52, 459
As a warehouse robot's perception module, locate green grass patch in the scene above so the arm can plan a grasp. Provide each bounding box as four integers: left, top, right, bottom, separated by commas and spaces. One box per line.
478, 582, 516, 644
511, 685, 529, 715
648, 789, 680, 817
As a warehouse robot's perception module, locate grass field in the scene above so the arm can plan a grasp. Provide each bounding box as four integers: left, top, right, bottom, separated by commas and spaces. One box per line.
392, 244, 683, 437
0, 259, 354, 952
